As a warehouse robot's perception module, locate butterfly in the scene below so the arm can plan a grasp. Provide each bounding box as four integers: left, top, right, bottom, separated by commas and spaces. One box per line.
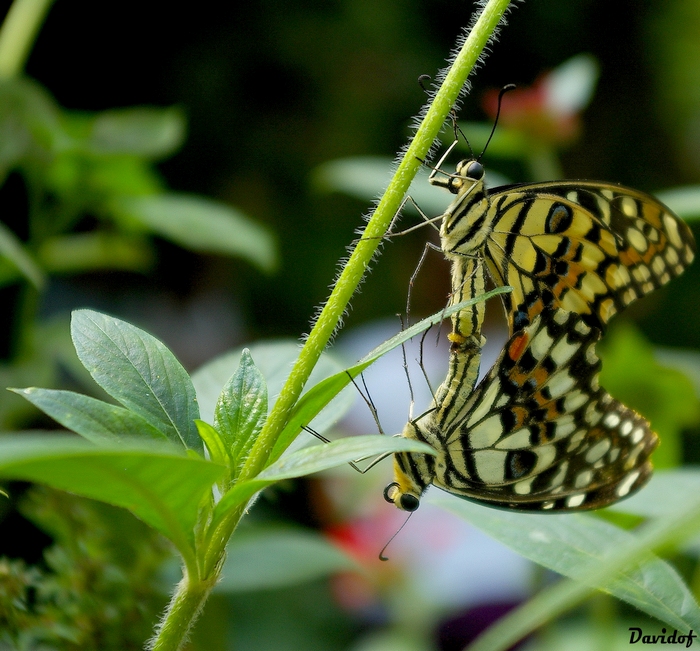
384, 307, 657, 511
431, 155, 695, 337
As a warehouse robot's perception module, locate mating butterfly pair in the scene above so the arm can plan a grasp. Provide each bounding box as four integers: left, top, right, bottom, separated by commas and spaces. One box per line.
383, 148, 695, 512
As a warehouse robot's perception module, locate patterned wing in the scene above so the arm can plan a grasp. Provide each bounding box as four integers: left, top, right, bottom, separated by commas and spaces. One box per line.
431, 308, 657, 511
484, 181, 695, 332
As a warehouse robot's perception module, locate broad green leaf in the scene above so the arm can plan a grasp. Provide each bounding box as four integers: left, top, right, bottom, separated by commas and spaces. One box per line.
0, 434, 224, 559
37, 232, 154, 274
214, 349, 267, 477
468, 485, 700, 651
270, 288, 512, 462
71, 309, 202, 453
88, 106, 185, 158
11, 387, 169, 445
216, 526, 357, 593
0, 220, 44, 288
211, 435, 434, 531
433, 495, 700, 635
193, 340, 355, 455
112, 193, 277, 272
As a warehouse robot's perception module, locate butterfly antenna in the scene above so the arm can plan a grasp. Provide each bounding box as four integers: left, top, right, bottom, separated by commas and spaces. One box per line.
479, 83, 516, 161
418, 74, 432, 95
379, 511, 414, 561
449, 108, 474, 158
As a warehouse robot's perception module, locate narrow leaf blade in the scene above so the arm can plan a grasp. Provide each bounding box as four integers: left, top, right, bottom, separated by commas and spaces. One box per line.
212, 435, 434, 527
271, 288, 511, 461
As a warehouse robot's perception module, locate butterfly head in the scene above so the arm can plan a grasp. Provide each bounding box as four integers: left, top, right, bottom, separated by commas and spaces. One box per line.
431, 158, 485, 195
383, 424, 434, 511
454, 159, 485, 188
383, 477, 421, 512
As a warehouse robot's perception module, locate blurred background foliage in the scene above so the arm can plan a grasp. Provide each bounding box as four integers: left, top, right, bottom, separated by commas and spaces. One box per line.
2, 0, 700, 649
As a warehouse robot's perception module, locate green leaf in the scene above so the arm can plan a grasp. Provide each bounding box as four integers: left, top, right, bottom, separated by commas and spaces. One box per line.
111, 193, 278, 272
657, 185, 700, 220
464, 489, 700, 651
0, 220, 45, 289
10, 387, 169, 445
0, 434, 224, 560
260, 435, 433, 480
195, 419, 229, 467
193, 340, 355, 454
0, 78, 63, 165
211, 435, 434, 530
270, 287, 512, 462
609, 468, 700, 519
37, 232, 154, 274
214, 349, 267, 477
656, 347, 700, 402
216, 526, 357, 593
599, 322, 700, 467
70, 309, 202, 453
433, 495, 700, 635
313, 156, 453, 215
88, 106, 186, 158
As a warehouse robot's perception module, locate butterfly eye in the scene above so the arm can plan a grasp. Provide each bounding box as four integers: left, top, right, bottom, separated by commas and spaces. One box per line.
399, 493, 420, 512
467, 160, 484, 180
383, 482, 400, 504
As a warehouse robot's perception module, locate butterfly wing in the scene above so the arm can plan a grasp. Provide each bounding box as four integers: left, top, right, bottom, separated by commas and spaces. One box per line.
432, 308, 658, 511
485, 181, 695, 332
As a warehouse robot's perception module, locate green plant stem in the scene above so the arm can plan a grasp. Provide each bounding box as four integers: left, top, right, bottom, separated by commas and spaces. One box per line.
151, 1, 513, 648
239, 0, 514, 484
0, 0, 56, 78
148, 572, 217, 651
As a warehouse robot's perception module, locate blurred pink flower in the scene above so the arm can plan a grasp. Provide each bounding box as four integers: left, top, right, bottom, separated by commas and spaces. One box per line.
483, 53, 598, 146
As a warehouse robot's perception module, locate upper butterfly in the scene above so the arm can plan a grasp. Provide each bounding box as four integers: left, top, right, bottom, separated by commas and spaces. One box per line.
431, 153, 696, 334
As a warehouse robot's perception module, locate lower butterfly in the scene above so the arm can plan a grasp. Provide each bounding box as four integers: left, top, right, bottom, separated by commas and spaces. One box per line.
383, 305, 657, 512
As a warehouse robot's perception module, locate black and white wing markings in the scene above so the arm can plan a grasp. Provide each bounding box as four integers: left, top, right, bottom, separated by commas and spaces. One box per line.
435, 161, 696, 333
385, 308, 657, 512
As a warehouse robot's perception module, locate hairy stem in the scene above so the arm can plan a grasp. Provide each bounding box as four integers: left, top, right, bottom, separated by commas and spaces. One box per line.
240, 0, 514, 482
148, 571, 217, 651
151, 0, 514, 647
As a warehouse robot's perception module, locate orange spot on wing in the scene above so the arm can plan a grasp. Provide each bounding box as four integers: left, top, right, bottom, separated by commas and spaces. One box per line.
508, 332, 529, 361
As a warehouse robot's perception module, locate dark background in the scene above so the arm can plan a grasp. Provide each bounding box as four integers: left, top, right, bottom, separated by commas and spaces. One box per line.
5, 0, 696, 364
